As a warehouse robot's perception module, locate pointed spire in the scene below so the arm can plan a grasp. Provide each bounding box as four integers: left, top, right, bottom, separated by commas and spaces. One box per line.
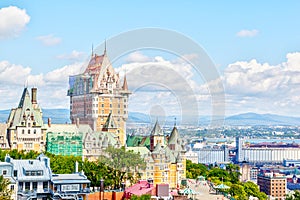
151, 120, 163, 136
91, 44, 94, 57
104, 39, 107, 54
122, 75, 128, 90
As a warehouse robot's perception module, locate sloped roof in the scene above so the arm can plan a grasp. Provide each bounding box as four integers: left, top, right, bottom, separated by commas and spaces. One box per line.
151, 144, 176, 163
126, 135, 150, 148
52, 173, 90, 184
83, 131, 119, 147
7, 88, 44, 129
103, 113, 117, 129
126, 146, 150, 157
10, 157, 51, 181
122, 75, 128, 90
150, 121, 163, 136
168, 126, 179, 144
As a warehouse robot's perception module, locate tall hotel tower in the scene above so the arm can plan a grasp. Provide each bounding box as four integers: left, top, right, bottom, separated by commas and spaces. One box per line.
67, 48, 130, 146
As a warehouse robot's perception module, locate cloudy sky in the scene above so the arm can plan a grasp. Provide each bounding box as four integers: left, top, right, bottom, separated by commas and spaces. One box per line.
0, 1, 300, 120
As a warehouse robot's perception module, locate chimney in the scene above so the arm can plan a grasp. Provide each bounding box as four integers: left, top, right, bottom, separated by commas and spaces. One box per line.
75, 161, 78, 173
31, 87, 37, 104
48, 118, 51, 127
76, 118, 80, 127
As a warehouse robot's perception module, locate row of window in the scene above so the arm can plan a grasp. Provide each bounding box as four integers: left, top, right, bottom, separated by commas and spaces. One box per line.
21, 129, 37, 134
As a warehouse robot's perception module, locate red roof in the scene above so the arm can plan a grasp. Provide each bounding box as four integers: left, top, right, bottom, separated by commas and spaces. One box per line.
124, 180, 155, 198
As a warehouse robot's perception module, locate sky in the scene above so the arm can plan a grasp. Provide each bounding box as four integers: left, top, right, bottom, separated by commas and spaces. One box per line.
0, 1, 300, 121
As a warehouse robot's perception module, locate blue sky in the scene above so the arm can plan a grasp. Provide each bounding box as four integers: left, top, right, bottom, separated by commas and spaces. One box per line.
1, 1, 300, 119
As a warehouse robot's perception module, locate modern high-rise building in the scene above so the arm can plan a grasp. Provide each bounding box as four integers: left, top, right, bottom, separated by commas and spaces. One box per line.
67, 49, 130, 146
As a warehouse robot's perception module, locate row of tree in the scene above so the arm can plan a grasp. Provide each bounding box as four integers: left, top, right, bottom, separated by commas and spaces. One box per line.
0, 146, 146, 199
186, 160, 267, 200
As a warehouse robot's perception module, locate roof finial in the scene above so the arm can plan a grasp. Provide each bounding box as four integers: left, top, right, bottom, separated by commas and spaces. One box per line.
104, 39, 107, 54
91, 44, 94, 57
174, 117, 177, 127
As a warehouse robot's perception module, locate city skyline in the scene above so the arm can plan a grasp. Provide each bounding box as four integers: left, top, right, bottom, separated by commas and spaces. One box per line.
0, 1, 300, 119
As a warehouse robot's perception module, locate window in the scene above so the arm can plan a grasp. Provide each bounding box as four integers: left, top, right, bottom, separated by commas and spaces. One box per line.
25, 182, 30, 190
43, 182, 48, 189
2, 170, 7, 175
33, 182, 37, 190
10, 185, 14, 190
28, 130, 30, 134
22, 129, 25, 134
14, 170, 17, 177
34, 129, 36, 134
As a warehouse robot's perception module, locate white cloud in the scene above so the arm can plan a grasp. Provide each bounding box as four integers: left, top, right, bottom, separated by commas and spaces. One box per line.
36, 34, 61, 46
216, 52, 300, 116
126, 51, 151, 63
56, 50, 85, 61
0, 60, 84, 109
1, 51, 300, 118
0, 6, 30, 39
236, 29, 259, 37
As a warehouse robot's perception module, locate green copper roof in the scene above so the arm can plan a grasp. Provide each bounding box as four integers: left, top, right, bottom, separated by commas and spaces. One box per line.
126, 135, 150, 149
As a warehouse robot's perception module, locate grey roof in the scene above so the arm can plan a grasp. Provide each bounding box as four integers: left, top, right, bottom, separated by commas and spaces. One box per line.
168, 127, 179, 144
10, 158, 51, 181
150, 121, 163, 136
51, 173, 90, 184
7, 88, 44, 129
103, 113, 117, 129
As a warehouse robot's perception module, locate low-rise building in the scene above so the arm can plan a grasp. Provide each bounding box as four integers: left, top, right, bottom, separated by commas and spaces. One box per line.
0, 161, 17, 200
5, 153, 51, 200
1, 154, 91, 200
257, 172, 286, 200
50, 173, 90, 200
6, 88, 47, 152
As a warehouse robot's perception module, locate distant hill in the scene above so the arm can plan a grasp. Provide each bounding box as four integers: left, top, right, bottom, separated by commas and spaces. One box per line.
128, 112, 300, 126
0, 109, 70, 124
1, 109, 300, 126
225, 112, 300, 126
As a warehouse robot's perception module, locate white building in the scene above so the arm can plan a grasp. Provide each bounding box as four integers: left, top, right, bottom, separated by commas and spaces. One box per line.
185, 150, 198, 163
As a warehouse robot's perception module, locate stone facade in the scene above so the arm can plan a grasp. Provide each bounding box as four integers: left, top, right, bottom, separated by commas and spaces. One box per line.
68, 49, 130, 146
126, 122, 186, 189
6, 88, 47, 152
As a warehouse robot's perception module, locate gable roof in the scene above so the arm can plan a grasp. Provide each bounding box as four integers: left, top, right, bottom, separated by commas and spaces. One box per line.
103, 113, 117, 129
150, 121, 163, 136
7, 88, 44, 129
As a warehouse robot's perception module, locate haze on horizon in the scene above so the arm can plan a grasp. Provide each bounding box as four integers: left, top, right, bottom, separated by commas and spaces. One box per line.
0, 1, 300, 119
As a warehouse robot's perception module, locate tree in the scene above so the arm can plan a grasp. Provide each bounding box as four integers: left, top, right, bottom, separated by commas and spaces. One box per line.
229, 184, 247, 200
286, 190, 300, 200
243, 181, 267, 200
186, 160, 208, 179
98, 146, 146, 189
0, 175, 12, 200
